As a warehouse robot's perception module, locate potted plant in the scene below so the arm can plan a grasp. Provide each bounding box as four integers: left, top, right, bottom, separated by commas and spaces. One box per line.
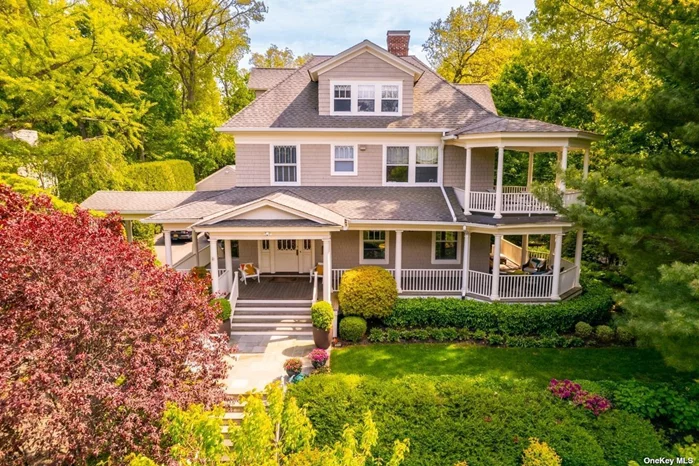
284, 358, 303, 377
308, 348, 329, 369
212, 298, 231, 335
311, 301, 334, 349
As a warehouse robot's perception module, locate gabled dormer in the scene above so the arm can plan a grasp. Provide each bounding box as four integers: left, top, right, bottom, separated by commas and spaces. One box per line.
309, 32, 423, 117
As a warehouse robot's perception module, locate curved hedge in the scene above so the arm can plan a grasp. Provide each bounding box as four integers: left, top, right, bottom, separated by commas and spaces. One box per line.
125, 160, 195, 191
338, 266, 397, 319
383, 282, 613, 335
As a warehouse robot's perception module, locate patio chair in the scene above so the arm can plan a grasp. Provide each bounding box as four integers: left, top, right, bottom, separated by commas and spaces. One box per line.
309, 262, 323, 282
522, 257, 547, 274
239, 263, 260, 285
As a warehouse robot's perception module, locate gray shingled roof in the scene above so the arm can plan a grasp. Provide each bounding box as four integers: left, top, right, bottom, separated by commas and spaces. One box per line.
448, 116, 587, 136
248, 68, 296, 91
454, 84, 497, 114
220, 55, 496, 129
80, 191, 213, 213
144, 187, 466, 223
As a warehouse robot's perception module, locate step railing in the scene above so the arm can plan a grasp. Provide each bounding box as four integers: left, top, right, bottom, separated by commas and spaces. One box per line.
229, 271, 239, 318
311, 272, 319, 304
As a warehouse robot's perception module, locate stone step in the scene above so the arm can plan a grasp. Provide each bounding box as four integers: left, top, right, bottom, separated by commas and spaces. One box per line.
236, 299, 313, 306
232, 315, 311, 322
223, 412, 244, 422
233, 307, 311, 313
230, 329, 313, 336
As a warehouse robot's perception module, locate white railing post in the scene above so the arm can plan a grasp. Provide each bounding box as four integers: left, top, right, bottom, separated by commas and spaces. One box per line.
550, 233, 563, 300
210, 237, 219, 294
229, 271, 239, 317
521, 235, 529, 267
558, 146, 568, 192
461, 231, 470, 296
574, 229, 583, 287
464, 147, 472, 215
494, 146, 505, 219
527, 151, 534, 189
164, 230, 173, 266
312, 272, 319, 304
322, 238, 332, 302
491, 234, 502, 301
395, 230, 403, 293
224, 240, 233, 292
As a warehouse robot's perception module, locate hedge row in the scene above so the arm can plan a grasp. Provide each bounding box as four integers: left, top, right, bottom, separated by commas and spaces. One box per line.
383, 281, 613, 335
125, 160, 195, 191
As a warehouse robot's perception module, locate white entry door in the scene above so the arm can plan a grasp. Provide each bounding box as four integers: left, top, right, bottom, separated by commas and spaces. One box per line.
274, 239, 299, 272
298, 239, 313, 273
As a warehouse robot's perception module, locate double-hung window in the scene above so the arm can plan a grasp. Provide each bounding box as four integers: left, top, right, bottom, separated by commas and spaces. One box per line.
332, 145, 357, 175
386, 146, 409, 183
272, 145, 299, 185
333, 85, 351, 112
433, 231, 460, 263
357, 85, 375, 112
415, 146, 439, 183
381, 85, 399, 112
361, 230, 389, 264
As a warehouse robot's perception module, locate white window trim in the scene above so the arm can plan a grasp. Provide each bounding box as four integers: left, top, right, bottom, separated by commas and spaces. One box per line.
431, 231, 462, 265
269, 144, 301, 186
382, 144, 442, 186
330, 81, 402, 116
330, 143, 358, 176
359, 230, 390, 265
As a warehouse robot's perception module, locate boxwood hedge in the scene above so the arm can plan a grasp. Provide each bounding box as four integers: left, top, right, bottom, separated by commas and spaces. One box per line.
125, 160, 195, 191
383, 281, 613, 335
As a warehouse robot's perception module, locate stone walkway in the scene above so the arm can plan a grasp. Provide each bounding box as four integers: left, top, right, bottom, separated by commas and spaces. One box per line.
223, 334, 316, 394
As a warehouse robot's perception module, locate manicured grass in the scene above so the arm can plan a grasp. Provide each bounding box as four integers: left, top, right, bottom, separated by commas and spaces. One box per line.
331, 343, 688, 383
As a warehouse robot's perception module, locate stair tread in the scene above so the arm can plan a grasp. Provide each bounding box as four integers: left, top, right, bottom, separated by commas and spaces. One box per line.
231, 322, 313, 327
230, 330, 313, 336
232, 315, 311, 320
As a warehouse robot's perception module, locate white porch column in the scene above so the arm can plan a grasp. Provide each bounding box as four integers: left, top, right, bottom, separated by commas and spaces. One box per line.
521, 234, 529, 266
550, 233, 563, 300
558, 146, 569, 192
574, 229, 583, 287
210, 237, 219, 294
322, 237, 332, 302
527, 152, 534, 190
191, 228, 201, 267
583, 148, 590, 180
164, 230, 173, 266
224, 240, 233, 289
494, 146, 505, 219
394, 231, 403, 293
461, 231, 471, 296
125, 220, 133, 242
464, 147, 472, 214
491, 234, 502, 301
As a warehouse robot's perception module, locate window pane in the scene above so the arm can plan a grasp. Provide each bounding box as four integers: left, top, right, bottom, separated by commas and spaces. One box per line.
386, 165, 409, 182
364, 231, 385, 241
381, 85, 399, 98
358, 85, 375, 99
334, 146, 354, 160
416, 146, 438, 165
363, 231, 386, 260
334, 161, 354, 172
358, 99, 375, 112
334, 85, 351, 98
435, 241, 458, 260
274, 145, 296, 164
416, 166, 438, 183
275, 165, 297, 182
334, 99, 351, 112
386, 146, 409, 164
381, 99, 399, 112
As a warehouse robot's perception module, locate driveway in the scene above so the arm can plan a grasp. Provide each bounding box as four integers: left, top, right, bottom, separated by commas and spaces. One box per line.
154, 232, 208, 266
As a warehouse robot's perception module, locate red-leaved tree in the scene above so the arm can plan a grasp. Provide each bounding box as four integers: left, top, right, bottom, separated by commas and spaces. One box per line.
0, 185, 229, 464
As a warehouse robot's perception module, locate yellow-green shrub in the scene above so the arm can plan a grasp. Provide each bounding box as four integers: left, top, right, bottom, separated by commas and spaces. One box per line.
338, 266, 397, 319
125, 160, 195, 191
311, 301, 334, 331
339, 317, 367, 342
522, 438, 562, 466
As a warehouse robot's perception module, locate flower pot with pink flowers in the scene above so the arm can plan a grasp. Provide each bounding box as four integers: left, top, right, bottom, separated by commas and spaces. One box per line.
283, 358, 303, 377
308, 348, 329, 369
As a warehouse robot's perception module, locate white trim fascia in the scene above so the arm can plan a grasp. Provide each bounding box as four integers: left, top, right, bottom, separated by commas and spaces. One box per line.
448, 131, 602, 142
216, 127, 453, 133
191, 199, 344, 228
440, 185, 457, 222
270, 143, 301, 186
330, 143, 359, 176
359, 229, 390, 265
329, 80, 402, 117
141, 217, 199, 224
348, 220, 462, 230
430, 231, 462, 265
308, 40, 423, 81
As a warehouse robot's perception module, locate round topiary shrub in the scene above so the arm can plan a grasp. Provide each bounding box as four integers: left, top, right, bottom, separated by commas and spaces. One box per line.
616, 326, 634, 344
338, 266, 397, 319
595, 325, 615, 343
339, 316, 367, 342
311, 301, 334, 331
575, 321, 593, 339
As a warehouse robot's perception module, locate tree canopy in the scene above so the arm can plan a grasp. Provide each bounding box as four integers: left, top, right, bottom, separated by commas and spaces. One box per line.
251, 44, 313, 68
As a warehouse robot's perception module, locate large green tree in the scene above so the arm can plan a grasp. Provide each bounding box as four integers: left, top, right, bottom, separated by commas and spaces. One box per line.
250, 44, 312, 68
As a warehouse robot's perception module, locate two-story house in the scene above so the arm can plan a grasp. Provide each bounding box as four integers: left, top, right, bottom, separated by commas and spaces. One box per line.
82, 31, 600, 335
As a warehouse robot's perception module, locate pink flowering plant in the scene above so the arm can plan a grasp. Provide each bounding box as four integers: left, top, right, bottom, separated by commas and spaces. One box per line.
309, 348, 329, 368
548, 379, 611, 416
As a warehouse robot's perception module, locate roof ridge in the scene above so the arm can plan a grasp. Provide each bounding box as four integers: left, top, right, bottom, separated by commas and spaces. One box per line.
251, 67, 298, 70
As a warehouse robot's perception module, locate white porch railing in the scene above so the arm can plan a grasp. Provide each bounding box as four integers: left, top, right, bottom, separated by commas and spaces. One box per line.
218, 269, 232, 296
401, 269, 463, 292
559, 266, 578, 295
563, 190, 582, 207
312, 272, 319, 304
499, 274, 554, 299
468, 271, 492, 297
229, 271, 239, 317
469, 189, 557, 215
503, 185, 528, 193
173, 243, 211, 273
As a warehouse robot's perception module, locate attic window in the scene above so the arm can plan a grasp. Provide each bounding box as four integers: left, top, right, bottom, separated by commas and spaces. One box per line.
334, 85, 351, 112
357, 85, 375, 112
381, 85, 399, 112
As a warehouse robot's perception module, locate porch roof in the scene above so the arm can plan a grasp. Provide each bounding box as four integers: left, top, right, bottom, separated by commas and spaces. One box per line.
197, 219, 326, 228
80, 190, 209, 215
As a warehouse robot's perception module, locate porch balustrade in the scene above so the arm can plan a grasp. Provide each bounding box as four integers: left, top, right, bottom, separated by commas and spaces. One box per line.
469, 188, 558, 215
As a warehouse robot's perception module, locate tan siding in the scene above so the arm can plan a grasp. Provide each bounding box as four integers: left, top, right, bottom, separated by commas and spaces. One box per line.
235, 144, 270, 187
471, 148, 495, 191
469, 233, 491, 273
318, 52, 413, 116
443, 146, 465, 189
402, 231, 462, 269
330, 230, 396, 269
300, 144, 383, 186
234, 240, 258, 270
196, 166, 236, 191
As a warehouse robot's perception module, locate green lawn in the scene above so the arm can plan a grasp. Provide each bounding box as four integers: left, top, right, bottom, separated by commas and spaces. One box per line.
331, 343, 689, 384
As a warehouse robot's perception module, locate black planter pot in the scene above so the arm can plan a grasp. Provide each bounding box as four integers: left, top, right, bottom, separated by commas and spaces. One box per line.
313, 327, 331, 349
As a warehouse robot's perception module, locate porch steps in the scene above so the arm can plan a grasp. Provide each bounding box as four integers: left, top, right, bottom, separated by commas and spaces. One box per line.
230, 300, 313, 336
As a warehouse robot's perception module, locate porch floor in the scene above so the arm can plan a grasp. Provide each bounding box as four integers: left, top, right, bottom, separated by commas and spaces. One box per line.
238, 275, 314, 300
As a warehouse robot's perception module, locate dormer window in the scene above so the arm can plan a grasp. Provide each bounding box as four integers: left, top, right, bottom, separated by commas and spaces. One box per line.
330, 81, 402, 115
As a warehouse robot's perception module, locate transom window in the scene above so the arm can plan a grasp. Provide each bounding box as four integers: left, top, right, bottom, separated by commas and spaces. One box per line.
386, 146, 409, 183
277, 239, 296, 251
361, 230, 389, 264
416, 146, 439, 183
272, 145, 299, 185
384, 144, 440, 185
433, 231, 460, 264
332, 145, 357, 175
330, 81, 401, 115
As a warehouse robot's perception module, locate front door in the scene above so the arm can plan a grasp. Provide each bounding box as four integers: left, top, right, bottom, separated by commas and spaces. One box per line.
274, 239, 298, 272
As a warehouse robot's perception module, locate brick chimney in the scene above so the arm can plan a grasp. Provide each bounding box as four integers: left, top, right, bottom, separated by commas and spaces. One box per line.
387, 30, 410, 57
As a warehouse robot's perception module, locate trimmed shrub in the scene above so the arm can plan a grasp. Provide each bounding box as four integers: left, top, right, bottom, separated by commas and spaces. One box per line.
211, 297, 231, 321
522, 438, 561, 466
338, 266, 397, 319
125, 160, 195, 191
595, 325, 615, 343
311, 301, 334, 331
384, 281, 613, 335
339, 317, 367, 342
574, 322, 593, 339
616, 326, 634, 344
